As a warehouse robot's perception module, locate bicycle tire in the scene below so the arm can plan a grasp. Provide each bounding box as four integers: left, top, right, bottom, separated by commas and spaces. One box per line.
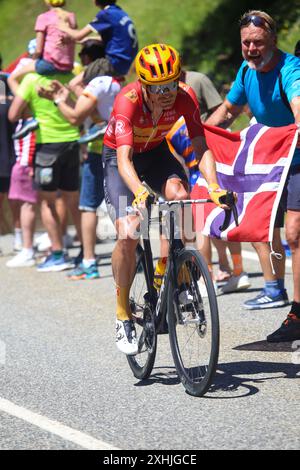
127, 245, 157, 380
168, 249, 219, 397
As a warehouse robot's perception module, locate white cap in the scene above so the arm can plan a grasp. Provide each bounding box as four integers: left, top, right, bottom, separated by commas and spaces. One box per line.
27, 39, 37, 55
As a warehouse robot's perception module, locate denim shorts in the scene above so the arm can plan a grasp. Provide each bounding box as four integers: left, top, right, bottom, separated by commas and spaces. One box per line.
35, 59, 71, 76
79, 152, 104, 211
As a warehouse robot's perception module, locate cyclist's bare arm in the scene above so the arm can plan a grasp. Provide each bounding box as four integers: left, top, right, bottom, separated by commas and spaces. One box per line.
117, 145, 143, 196
205, 99, 243, 129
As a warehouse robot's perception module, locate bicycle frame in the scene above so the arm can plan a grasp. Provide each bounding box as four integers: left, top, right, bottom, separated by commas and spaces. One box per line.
139, 200, 187, 332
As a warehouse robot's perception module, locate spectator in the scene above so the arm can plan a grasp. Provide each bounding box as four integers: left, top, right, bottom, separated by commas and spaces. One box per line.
59, 1, 138, 80
8, 66, 81, 272
206, 10, 300, 342
7, 0, 77, 140
3, 41, 39, 267
0, 73, 17, 254
37, 40, 121, 280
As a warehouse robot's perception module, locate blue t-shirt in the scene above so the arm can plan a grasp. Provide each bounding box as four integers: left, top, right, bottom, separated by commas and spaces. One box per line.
227, 51, 300, 165
89, 5, 138, 75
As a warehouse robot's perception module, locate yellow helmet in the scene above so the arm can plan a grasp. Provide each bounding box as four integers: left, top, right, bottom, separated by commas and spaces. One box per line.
45, 0, 66, 6
135, 44, 181, 85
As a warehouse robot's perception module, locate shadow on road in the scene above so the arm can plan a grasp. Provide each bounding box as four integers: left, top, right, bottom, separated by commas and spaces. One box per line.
233, 340, 295, 352
206, 360, 300, 399
134, 366, 180, 387
134, 361, 299, 399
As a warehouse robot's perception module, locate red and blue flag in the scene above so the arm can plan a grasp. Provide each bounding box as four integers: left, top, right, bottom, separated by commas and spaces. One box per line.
191, 123, 299, 242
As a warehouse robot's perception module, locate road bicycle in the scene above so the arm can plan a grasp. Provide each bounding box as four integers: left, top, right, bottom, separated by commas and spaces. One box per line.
127, 190, 237, 397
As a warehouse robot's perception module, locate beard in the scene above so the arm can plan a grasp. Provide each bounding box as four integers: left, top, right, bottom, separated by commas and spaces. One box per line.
246, 49, 274, 71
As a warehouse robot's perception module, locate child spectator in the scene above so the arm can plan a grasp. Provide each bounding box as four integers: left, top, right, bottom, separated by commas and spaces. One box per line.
19, 0, 77, 76
59, 1, 138, 81
7, 1, 77, 140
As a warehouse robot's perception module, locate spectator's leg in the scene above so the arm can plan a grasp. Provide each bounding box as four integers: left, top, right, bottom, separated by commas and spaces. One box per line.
285, 210, 300, 302
21, 202, 36, 250
60, 190, 82, 244
81, 210, 97, 260
40, 192, 63, 251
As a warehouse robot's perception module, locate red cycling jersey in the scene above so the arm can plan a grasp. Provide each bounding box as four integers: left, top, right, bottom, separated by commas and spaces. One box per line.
103, 80, 204, 153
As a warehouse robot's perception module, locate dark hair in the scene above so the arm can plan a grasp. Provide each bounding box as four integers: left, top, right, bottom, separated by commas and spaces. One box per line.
295, 40, 300, 58
95, 0, 117, 7
79, 40, 105, 61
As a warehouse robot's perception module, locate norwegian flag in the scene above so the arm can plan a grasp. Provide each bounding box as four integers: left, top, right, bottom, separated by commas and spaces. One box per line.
191, 123, 299, 242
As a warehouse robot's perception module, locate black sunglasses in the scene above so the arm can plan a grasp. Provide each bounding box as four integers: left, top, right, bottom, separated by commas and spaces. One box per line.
240, 15, 274, 31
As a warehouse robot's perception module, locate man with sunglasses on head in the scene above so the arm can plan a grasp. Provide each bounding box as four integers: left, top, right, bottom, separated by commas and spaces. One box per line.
207, 10, 300, 342
103, 43, 229, 355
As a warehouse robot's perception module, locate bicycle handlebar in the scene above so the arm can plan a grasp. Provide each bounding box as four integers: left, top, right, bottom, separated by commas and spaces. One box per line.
218, 190, 239, 231
127, 183, 239, 232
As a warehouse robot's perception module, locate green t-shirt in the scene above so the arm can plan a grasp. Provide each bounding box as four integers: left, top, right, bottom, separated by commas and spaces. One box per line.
17, 73, 80, 144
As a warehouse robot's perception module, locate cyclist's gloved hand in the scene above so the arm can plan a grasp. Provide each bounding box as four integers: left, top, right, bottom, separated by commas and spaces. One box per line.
207, 183, 228, 207
132, 186, 150, 208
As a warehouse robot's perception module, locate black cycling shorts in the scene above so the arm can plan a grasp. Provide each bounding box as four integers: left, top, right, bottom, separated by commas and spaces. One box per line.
103, 139, 188, 222
34, 142, 80, 192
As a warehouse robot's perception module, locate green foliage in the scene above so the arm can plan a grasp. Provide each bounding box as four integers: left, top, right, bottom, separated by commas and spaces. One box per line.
0, 0, 299, 89
180, 0, 300, 84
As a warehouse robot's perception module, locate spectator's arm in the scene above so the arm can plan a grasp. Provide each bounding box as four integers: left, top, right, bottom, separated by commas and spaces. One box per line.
8, 96, 28, 122
290, 96, 300, 125
33, 31, 44, 59
205, 99, 243, 128
8, 61, 36, 95
68, 72, 85, 98
54, 94, 96, 126
58, 24, 92, 42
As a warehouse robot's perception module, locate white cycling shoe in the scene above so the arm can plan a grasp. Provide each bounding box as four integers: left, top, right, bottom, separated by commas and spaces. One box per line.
116, 319, 138, 355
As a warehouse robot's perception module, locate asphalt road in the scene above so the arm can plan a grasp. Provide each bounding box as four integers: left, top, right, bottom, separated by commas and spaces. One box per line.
0, 227, 299, 450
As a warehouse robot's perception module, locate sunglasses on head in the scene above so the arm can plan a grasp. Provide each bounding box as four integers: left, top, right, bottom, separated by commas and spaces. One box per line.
147, 81, 178, 95
240, 15, 274, 31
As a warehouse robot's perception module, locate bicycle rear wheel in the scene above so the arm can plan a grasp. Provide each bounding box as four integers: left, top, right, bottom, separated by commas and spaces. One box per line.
168, 249, 219, 397
127, 245, 157, 380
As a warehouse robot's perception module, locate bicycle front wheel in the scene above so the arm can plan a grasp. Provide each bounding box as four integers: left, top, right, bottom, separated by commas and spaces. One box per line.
168, 249, 219, 397
127, 245, 157, 380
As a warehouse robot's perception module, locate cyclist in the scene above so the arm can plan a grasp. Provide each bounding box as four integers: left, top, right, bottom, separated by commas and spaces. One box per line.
102, 43, 229, 355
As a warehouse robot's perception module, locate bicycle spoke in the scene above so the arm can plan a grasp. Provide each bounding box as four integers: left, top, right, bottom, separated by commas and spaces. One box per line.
168, 249, 219, 396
